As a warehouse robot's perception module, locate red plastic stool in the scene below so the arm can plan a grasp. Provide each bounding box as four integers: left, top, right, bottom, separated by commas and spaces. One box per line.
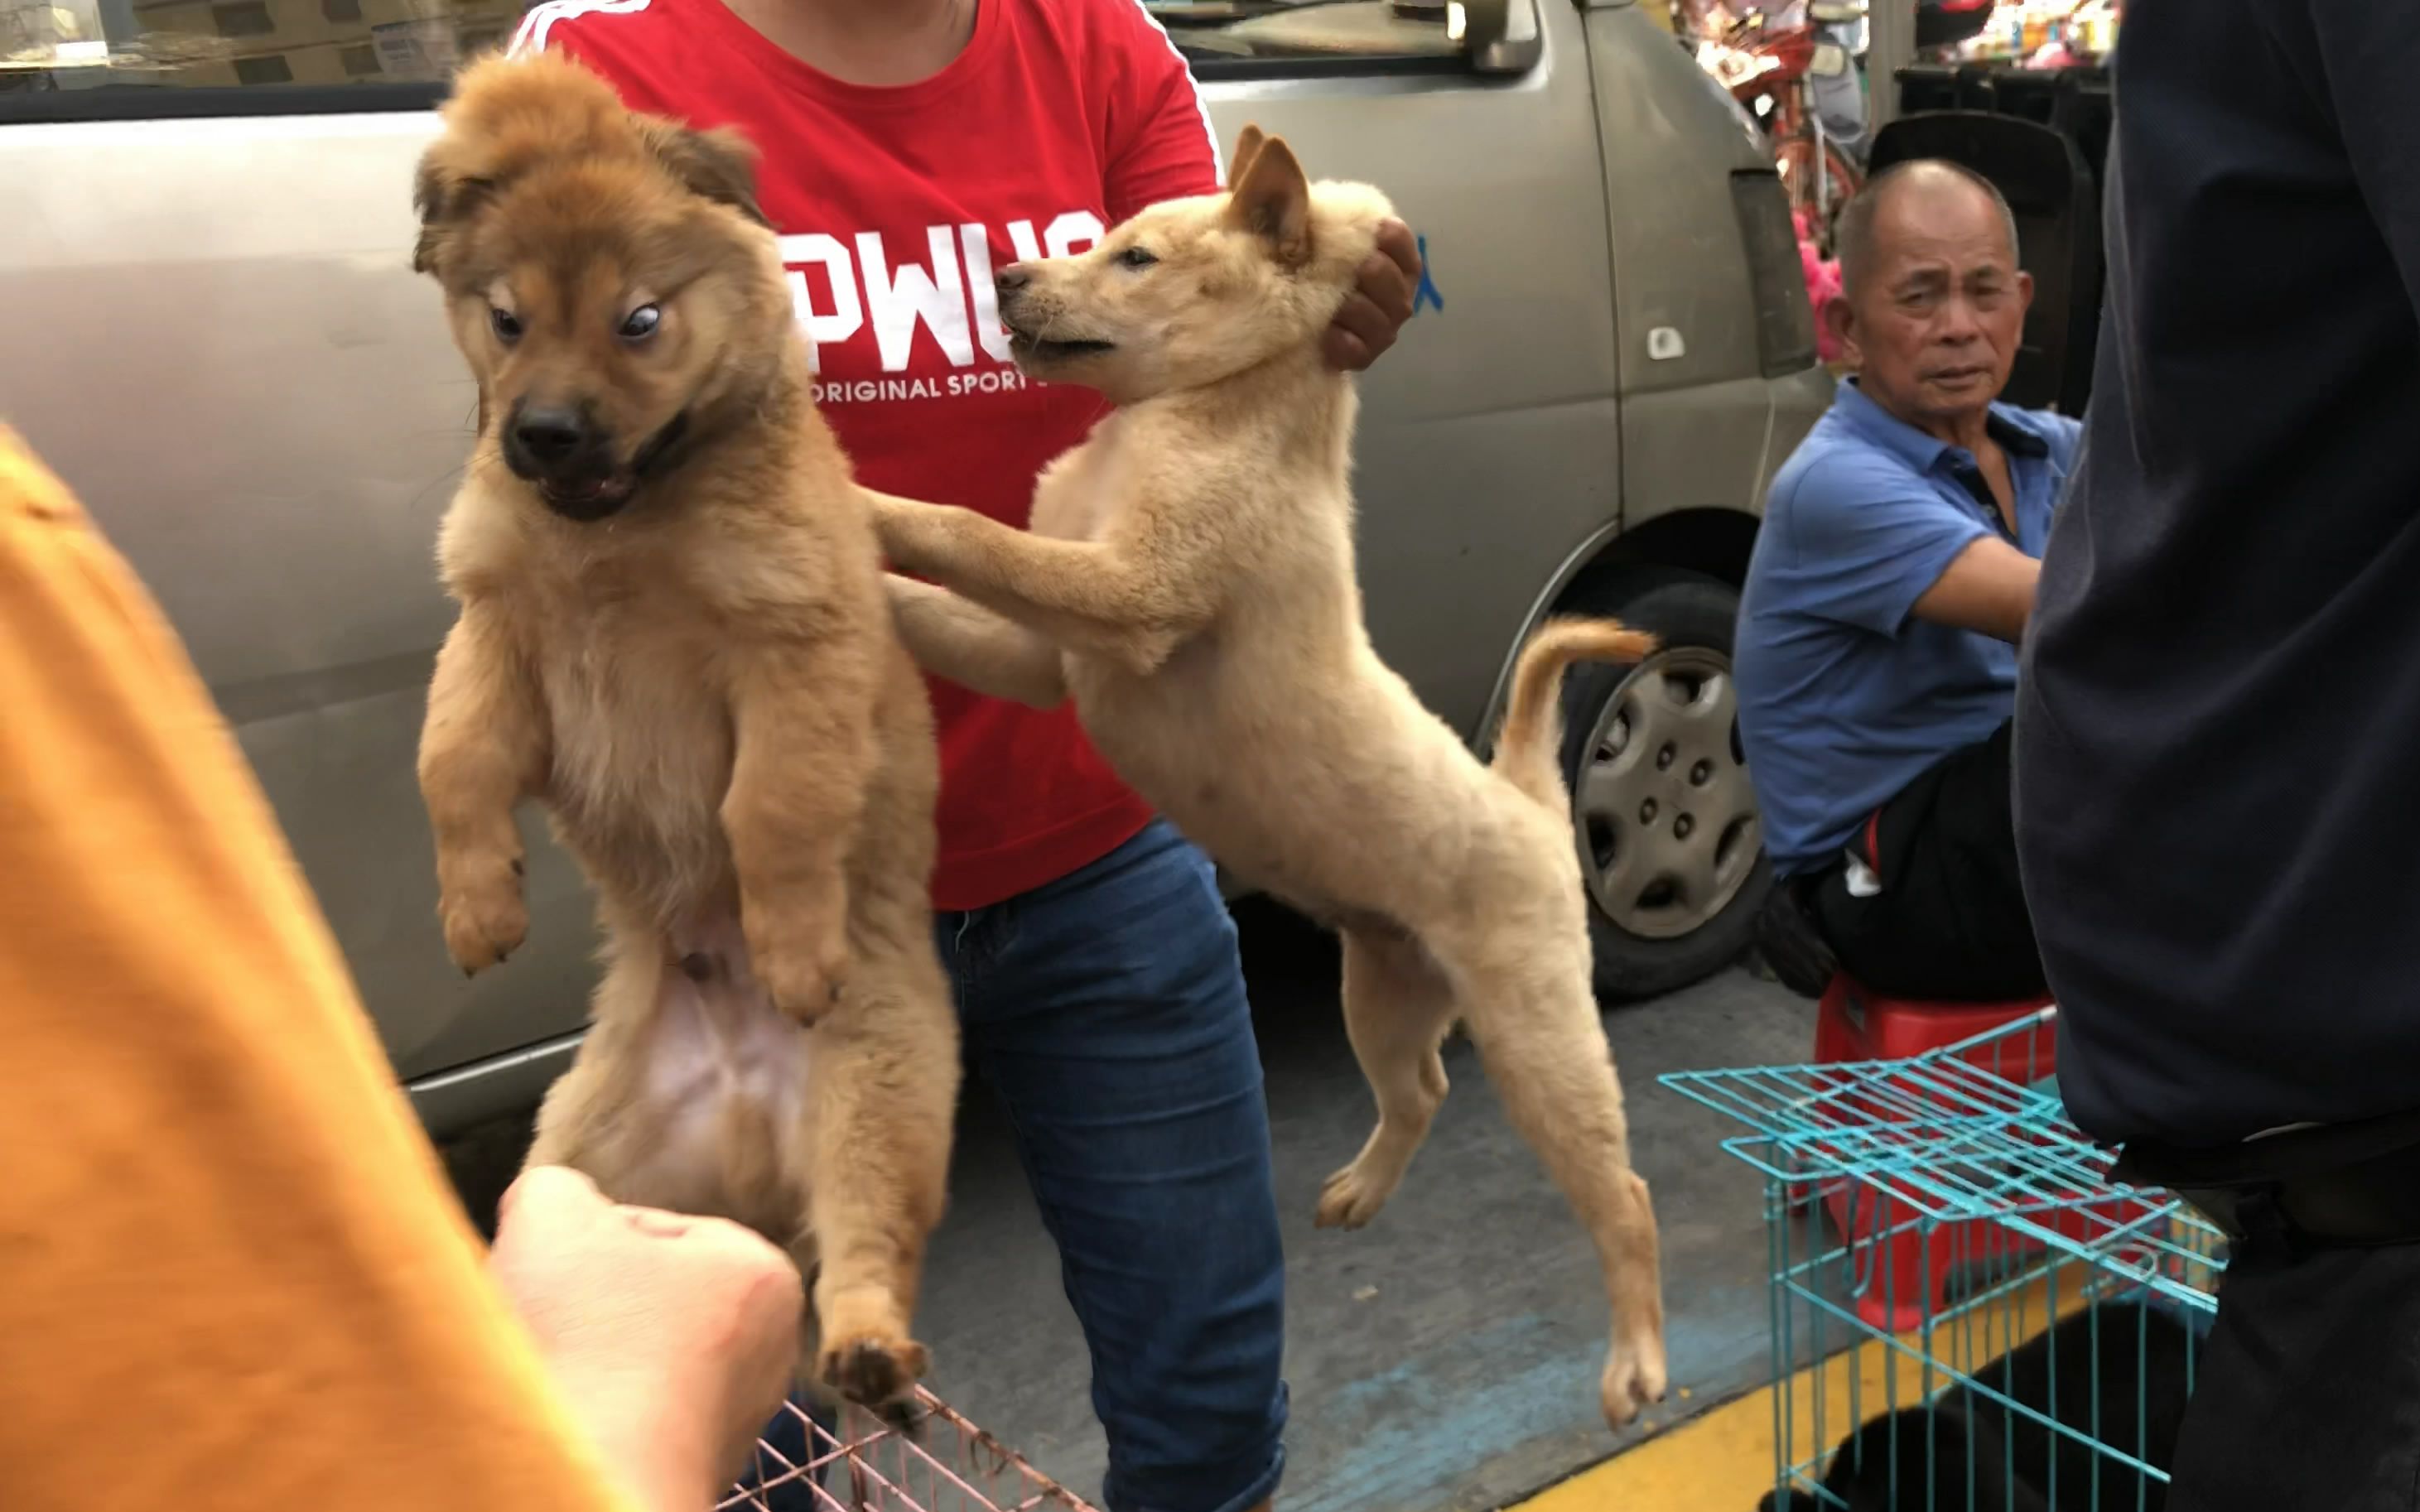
1813, 975, 2055, 1073
1810, 975, 2056, 1331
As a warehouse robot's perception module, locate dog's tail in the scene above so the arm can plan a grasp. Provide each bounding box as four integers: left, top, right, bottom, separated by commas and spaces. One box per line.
1489, 617, 1658, 814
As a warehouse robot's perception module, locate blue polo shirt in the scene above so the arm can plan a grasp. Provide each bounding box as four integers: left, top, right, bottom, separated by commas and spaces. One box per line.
1736, 381, 2080, 877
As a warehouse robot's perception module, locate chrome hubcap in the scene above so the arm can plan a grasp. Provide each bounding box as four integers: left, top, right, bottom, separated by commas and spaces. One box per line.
1575, 647, 1761, 941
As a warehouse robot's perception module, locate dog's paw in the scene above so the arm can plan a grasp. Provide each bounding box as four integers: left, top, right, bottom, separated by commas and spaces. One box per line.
1599, 1331, 1670, 1430
1314, 1162, 1394, 1231
819, 1332, 930, 1413
437, 856, 528, 975
815, 1283, 928, 1413
745, 890, 861, 1020
750, 917, 849, 1025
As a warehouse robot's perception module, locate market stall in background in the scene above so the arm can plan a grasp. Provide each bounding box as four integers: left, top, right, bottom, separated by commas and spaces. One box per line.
1938, 0, 2119, 70
1661, 0, 2123, 245
1650, 2, 2121, 389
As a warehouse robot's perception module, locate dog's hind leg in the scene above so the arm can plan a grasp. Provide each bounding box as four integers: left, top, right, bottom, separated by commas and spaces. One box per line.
523, 947, 658, 1184
1316, 927, 1458, 1231
1439, 932, 1668, 1430
797, 941, 961, 1413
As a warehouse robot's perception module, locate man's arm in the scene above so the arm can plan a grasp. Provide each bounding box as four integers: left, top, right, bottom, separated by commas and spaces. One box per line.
1910, 535, 2041, 644
1779, 450, 2027, 640
1101, 1, 1224, 219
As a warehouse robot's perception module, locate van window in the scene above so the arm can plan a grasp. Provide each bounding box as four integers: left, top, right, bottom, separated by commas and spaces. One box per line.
0, 0, 1481, 117
1150, 0, 1466, 79
0, 0, 519, 99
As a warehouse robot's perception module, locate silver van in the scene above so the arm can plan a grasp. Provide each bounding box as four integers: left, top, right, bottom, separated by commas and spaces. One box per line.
0, 0, 1830, 1136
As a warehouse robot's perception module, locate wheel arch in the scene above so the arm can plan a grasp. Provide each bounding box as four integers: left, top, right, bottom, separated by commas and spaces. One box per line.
1473, 506, 1762, 754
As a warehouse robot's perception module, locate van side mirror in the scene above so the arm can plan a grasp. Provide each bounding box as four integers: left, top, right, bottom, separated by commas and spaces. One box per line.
1454, 0, 1542, 74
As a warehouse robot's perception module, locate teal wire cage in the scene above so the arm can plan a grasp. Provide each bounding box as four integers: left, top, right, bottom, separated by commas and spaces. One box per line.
1662, 1009, 2225, 1510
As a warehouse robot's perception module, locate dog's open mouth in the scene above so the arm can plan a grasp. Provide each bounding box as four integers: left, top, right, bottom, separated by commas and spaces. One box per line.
1007, 328, 1115, 362
534, 412, 688, 522
542, 473, 638, 522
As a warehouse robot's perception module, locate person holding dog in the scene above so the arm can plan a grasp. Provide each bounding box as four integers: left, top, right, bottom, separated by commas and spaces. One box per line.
0, 426, 807, 1512
503, 3, 1420, 1511
1734, 160, 2075, 1006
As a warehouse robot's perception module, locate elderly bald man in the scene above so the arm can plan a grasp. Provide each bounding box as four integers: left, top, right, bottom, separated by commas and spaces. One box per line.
1734, 160, 2075, 1004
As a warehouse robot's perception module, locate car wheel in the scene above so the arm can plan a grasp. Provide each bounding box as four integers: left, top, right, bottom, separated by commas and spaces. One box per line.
1553, 565, 1769, 1001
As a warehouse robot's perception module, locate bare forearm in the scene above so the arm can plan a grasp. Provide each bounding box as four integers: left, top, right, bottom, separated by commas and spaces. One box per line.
1911, 537, 2040, 643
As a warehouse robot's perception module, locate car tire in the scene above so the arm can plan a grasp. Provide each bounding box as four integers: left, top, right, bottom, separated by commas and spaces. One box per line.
1551, 565, 1770, 1002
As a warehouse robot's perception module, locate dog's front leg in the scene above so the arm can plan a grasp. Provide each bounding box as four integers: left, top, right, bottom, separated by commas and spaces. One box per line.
884, 574, 1069, 709
723, 635, 877, 1023
865, 489, 1209, 676
418, 600, 547, 975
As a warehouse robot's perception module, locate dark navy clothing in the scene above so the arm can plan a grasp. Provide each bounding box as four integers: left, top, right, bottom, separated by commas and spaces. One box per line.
750, 820, 1286, 1512
2017, 0, 2420, 1148
1738, 380, 2078, 876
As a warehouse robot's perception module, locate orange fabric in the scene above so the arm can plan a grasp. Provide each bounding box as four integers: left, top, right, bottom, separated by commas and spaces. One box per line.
0, 428, 642, 1512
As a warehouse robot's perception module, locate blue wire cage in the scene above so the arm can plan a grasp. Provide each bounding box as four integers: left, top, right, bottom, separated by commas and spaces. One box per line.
1662, 1008, 2225, 1510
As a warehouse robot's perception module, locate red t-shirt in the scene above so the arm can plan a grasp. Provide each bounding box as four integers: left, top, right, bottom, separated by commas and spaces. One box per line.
511, 0, 1222, 910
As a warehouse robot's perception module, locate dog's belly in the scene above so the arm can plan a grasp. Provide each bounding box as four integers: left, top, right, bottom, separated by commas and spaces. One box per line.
538, 631, 739, 927
1069, 647, 1462, 927
609, 927, 813, 1241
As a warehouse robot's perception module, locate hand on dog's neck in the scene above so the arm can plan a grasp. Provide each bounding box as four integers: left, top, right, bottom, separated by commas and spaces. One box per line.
717, 0, 976, 86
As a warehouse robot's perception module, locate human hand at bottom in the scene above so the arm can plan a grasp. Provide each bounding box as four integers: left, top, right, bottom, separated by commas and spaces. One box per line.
489, 1165, 805, 1512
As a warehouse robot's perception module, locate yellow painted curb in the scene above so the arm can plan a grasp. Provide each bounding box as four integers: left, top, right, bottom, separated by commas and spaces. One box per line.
1511, 1276, 2090, 1512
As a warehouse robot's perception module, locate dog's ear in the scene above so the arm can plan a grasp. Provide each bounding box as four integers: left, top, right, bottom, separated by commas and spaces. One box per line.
642, 119, 772, 229
1227, 123, 1266, 190
1224, 133, 1311, 267
411, 143, 494, 277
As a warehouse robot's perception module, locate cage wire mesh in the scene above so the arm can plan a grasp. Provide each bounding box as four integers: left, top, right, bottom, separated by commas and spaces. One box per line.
1661, 1009, 2228, 1510
723, 1389, 1097, 1512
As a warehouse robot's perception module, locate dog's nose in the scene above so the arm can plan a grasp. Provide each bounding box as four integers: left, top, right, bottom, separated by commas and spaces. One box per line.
996, 266, 1032, 296
512, 406, 589, 465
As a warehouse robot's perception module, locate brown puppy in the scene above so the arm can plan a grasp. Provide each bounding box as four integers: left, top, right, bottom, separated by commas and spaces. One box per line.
411, 51, 957, 1414
867, 129, 1670, 1429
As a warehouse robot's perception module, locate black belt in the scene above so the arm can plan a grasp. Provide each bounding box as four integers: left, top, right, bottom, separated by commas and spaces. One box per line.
2113, 1105, 2420, 1251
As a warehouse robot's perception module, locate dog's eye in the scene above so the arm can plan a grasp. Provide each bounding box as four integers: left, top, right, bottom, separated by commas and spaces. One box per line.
489, 306, 523, 344
620, 304, 663, 342
1116, 246, 1159, 271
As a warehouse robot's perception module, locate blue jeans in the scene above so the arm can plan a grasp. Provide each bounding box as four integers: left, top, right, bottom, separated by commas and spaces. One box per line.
750, 819, 1288, 1512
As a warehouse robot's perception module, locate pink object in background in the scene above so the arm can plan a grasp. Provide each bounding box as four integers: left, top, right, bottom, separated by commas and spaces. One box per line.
1795, 207, 1844, 364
